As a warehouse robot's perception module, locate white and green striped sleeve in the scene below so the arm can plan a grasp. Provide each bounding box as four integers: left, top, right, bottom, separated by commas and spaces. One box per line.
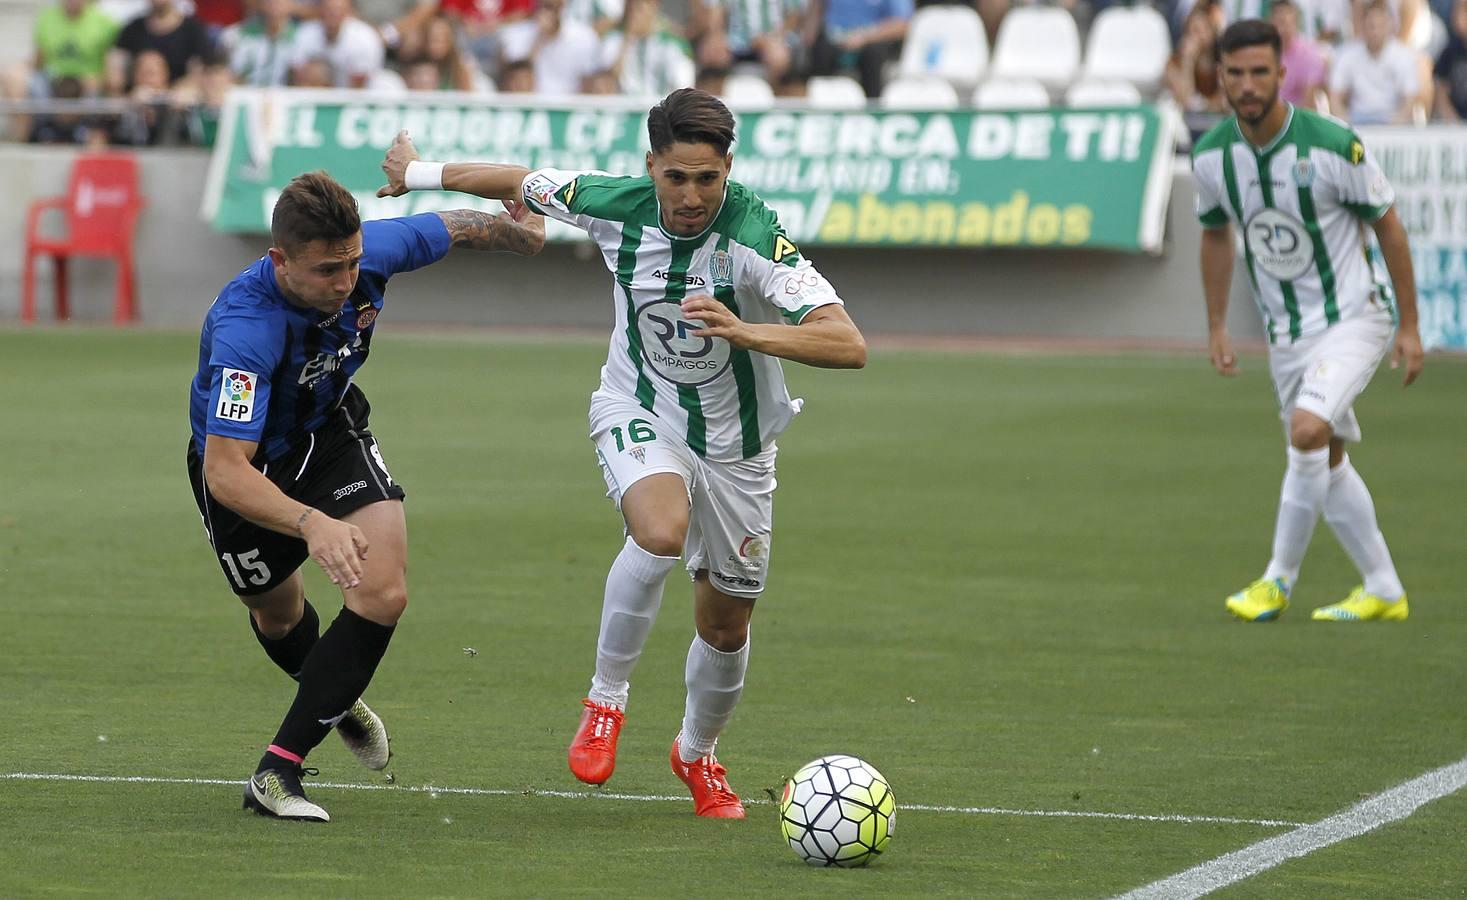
1321, 137, 1394, 222
521, 168, 605, 230
744, 249, 842, 324
1192, 149, 1230, 229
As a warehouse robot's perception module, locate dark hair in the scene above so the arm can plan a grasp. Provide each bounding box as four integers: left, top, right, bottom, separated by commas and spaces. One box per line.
647, 88, 736, 156
271, 171, 360, 255
1216, 19, 1282, 59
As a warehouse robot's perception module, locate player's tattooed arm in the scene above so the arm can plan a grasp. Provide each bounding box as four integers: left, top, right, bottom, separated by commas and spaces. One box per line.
437, 202, 545, 256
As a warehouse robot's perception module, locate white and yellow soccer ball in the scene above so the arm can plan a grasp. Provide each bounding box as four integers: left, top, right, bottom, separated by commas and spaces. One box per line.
778, 755, 895, 867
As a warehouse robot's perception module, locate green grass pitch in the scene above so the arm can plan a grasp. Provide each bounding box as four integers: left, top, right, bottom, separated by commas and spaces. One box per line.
1, 329, 1465, 897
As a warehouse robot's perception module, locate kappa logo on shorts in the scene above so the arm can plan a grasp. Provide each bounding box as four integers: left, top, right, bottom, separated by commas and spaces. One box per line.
333, 480, 369, 500
216, 369, 258, 422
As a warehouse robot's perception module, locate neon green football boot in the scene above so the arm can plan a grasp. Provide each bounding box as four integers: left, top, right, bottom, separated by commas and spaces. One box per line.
1225, 577, 1290, 622
1311, 587, 1409, 622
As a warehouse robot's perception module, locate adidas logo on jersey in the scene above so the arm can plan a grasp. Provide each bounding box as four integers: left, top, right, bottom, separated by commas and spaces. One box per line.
653, 270, 706, 287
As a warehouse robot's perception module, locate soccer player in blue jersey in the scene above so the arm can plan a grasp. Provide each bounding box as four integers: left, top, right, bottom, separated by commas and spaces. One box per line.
187, 170, 544, 821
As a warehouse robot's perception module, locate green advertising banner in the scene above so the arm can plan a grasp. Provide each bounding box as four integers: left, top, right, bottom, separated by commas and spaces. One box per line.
203, 89, 1176, 253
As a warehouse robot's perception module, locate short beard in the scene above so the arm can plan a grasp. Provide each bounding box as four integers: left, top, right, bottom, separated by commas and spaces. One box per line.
1236, 92, 1277, 125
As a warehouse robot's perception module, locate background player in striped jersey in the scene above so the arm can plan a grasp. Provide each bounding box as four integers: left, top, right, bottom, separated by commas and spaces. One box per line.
378, 88, 866, 818
188, 171, 543, 821
1191, 20, 1424, 623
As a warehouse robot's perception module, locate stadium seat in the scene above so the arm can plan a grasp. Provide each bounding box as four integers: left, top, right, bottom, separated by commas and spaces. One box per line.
1064, 78, 1144, 108
974, 77, 1051, 109
23, 152, 146, 324
806, 75, 868, 109
989, 6, 1081, 92
720, 73, 776, 109
897, 5, 987, 92
1079, 5, 1171, 93
881, 75, 961, 109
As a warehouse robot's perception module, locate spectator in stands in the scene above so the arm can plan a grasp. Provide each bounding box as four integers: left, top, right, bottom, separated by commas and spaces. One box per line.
601, 0, 695, 96
112, 0, 214, 89
397, 14, 482, 90
566, 0, 624, 34
111, 47, 193, 143
1272, 0, 1328, 109
220, 0, 296, 86
1165, 0, 1227, 112
291, 0, 386, 87
187, 58, 235, 144
693, 0, 802, 92
31, 0, 121, 96
581, 67, 620, 91
498, 0, 602, 94
497, 56, 536, 90
29, 74, 107, 144
1432, 0, 1467, 119
805, 0, 912, 98
292, 55, 336, 85
1329, 0, 1427, 123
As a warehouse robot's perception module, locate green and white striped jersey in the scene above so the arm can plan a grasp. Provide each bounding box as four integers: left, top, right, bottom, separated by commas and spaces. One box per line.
1192, 105, 1395, 344
711, 0, 803, 52
521, 168, 843, 461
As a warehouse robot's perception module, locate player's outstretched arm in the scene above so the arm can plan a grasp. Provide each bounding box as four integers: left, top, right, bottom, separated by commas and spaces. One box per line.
682, 296, 866, 369
377, 129, 530, 202
203, 434, 369, 589
1371, 207, 1424, 386
436, 201, 545, 256
1200, 224, 1238, 376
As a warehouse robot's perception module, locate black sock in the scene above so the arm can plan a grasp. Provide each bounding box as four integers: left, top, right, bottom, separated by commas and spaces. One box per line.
262, 607, 395, 765
250, 599, 320, 681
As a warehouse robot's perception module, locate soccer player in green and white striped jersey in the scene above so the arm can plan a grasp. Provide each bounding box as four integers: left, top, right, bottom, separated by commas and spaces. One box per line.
1192, 19, 1424, 623
377, 89, 866, 816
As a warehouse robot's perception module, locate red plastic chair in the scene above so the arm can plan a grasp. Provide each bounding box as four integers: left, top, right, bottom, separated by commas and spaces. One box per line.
23, 152, 147, 324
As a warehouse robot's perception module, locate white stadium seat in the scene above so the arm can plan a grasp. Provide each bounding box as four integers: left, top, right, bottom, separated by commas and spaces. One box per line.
1080, 5, 1171, 93
989, 6, 1081, 92
806, 75, 868, 109
1065, 78, 1144, 108
880, 75, 962, 109
719, 73, 776, 110
974, 77, 1051, 109
897, 5, 988, 92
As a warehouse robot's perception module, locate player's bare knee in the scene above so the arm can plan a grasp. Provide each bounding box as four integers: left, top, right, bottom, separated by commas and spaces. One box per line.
352, 584, 408, 625
630, 526, 686, 559
700, 624, 749, 652
1289, 415, 1331, 450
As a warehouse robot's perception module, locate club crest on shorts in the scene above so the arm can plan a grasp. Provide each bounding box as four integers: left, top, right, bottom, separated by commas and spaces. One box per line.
710, 250, 733, 288
629, 446, 646, 463
1291, 159, 1315, 189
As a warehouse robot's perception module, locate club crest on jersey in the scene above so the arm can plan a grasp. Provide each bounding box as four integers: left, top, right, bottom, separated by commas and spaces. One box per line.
1291, 159, 1315, 189
357, 308, 379, 330
216, 368, 257, 422
710, 250, 733, 288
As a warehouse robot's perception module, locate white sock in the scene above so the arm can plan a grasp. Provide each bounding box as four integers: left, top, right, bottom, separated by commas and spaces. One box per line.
678, 632, 749, 761
1263, 445, 1331, 586
1323, 455, 1405, 600
587, 537, 679, 709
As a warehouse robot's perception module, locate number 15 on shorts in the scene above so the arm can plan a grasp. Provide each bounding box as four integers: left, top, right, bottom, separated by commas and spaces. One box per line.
610, 418, 656, 453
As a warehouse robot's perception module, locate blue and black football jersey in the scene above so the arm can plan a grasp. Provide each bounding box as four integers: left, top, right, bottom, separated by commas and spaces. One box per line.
189, 213, 451, 461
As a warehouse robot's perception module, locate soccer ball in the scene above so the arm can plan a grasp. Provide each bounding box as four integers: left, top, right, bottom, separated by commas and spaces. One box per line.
778, 755, 895, 867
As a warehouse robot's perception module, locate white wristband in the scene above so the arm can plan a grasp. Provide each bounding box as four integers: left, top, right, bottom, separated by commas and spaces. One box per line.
404, 160, 445, 192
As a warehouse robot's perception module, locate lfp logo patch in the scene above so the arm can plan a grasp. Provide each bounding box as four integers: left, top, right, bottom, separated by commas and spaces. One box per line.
216, 368, 258, 422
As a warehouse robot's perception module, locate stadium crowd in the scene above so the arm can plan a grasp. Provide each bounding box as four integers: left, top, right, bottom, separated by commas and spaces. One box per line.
3, 0, 1466, 146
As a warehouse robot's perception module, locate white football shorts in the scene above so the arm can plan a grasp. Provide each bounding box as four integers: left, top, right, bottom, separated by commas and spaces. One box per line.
1267, 311, 1394, 444
591, 397, 776, 597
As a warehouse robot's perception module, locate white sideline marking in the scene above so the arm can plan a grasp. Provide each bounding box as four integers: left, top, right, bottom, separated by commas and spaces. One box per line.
0, 772, 1299, 827
1118, 754, 1467, 899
